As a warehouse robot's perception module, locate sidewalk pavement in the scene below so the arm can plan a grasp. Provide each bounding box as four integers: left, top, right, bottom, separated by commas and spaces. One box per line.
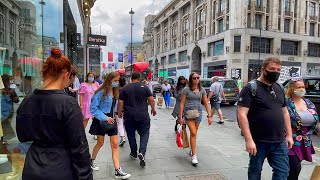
87, 106, 320, 180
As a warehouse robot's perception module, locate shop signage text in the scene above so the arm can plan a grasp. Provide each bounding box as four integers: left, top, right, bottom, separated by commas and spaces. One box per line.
87, 34, 107, 46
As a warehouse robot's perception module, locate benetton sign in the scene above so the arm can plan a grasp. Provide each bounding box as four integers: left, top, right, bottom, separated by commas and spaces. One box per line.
87, 34, 107, 46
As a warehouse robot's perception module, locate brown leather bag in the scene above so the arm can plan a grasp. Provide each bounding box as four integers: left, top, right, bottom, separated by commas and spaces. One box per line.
310, 165, 320, 180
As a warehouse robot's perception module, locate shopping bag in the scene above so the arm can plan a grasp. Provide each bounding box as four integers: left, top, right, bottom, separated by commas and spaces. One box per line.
182, 125, 190, 148
176, 125, 183, 148
310, 165, 320, 180
170, 97, 176, 107
157, 97, 164, 107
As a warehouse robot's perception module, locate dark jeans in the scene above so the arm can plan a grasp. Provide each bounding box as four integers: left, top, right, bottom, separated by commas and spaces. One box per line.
248, 141, 289, 180
124, 117, 150, 156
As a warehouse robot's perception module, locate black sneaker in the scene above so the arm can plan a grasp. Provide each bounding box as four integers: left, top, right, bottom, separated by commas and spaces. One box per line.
115, 167, 131, 179
138, 153, 146, 167
129, 152, 137, 160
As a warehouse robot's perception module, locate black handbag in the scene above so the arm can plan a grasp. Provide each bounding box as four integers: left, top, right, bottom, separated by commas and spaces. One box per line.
100, 99, 117, 131
210, 85, 221, 103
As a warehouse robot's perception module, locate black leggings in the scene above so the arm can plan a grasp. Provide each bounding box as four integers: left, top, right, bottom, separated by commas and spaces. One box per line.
288, 155, 301, 180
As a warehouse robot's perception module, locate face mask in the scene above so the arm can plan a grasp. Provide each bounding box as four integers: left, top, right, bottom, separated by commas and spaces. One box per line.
264, 70, 280, 84
111, 82, 119, 88
88, 77, 94, 82
293, 89, 306, 97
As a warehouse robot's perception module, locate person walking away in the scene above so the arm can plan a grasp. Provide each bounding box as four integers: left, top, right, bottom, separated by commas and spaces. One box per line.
117, 72, 156, 167
79, 73, 100, 129
16, 48, 92, 180
147, 77, 154, 97
95, 75, 103, 85
118, 75, 127, 146
237, 57, 294, 180
89, 72, 130, 179
1, 74, 19, 144
179, 72, 212, 165
161, 79, 172, 108
208, 76, 226, 124
172, 76, 186, 132
64, 66, 79, 99
285, 78, 319, 180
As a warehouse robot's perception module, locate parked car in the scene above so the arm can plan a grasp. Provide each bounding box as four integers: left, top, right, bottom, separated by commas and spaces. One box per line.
200, 78, 239, 105
282, 76, 320, 115
149, 81, 162, 93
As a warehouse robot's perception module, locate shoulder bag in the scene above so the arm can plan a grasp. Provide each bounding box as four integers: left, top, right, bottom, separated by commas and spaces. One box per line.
100, 98, 117, 132
210, 84, 221, 103
185, 89, 201, 119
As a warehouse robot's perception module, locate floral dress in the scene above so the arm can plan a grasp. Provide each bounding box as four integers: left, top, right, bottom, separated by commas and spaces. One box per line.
286, 97, 319, 162
79, 82, 100, 119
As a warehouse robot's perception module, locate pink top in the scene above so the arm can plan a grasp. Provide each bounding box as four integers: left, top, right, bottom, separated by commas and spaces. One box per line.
79, 82, 100, 119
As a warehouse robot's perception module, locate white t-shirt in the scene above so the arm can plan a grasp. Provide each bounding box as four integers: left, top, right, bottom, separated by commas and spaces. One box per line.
161, 84, 171, 91
148, 82, 153, 93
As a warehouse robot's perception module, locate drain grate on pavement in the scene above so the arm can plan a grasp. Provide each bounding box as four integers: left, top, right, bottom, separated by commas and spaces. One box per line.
178, 173, 227, 180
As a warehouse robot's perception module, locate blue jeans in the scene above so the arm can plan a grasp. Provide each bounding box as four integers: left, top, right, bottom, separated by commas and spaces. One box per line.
124, 118, 150, 156
163, 91, 171, 106
248, 141, 289, 180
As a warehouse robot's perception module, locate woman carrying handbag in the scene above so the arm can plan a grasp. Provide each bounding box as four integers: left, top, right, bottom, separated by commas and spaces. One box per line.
179, 72, 212, 165
285, 78, 319, 180
89, 72, 130, 179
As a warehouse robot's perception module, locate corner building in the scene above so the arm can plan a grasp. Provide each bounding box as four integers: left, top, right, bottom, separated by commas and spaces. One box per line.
143, 0, 320, 83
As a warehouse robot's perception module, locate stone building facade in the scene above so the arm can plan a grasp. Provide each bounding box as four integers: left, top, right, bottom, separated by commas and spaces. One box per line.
144, 0, 320, 83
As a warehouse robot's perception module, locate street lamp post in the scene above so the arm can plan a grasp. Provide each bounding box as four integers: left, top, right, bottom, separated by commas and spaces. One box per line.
129, 8, 134, 75
39, 0, 45, 61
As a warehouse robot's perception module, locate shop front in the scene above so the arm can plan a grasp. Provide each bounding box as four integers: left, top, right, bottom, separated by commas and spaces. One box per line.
203, 60, 227, 78
168, 67, 177, 77
248, 59, 301, 83
176, 65, 190, 79
307, 63, 320, 76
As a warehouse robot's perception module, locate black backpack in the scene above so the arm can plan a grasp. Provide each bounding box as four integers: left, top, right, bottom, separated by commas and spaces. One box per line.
236, 79, 284, 135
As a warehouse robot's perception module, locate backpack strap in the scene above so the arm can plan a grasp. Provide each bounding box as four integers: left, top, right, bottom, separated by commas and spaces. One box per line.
248, 80, 257, 97
276, 82, 284, 93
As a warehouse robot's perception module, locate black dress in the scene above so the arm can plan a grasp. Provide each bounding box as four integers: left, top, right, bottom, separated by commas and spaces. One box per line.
16, 89, 93, 180
89, 98, 118, 136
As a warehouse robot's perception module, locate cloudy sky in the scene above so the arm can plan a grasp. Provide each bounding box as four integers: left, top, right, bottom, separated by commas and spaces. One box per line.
90, 0, 171, 61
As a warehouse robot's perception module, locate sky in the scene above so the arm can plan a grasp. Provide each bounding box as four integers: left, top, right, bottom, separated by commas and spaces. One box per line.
90, 0, 171, 61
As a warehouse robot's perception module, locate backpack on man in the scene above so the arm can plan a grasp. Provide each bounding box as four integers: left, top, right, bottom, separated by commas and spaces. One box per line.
236, 79, 284, 136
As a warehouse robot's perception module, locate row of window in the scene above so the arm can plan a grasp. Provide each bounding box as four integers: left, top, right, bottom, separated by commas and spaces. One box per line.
206, 36, 320, 57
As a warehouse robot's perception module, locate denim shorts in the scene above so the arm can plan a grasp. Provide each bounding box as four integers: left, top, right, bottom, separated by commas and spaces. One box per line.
184, 107, 202, 123
211, 102, 221, 110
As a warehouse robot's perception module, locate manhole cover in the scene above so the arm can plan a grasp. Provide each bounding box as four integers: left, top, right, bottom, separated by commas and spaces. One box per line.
178, 173, 227, 180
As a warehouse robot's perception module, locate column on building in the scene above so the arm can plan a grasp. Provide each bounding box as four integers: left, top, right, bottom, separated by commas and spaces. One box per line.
290, 0, 295, 33
271, 0, 279, 30
205, 0, 211, 37
190, 0, 195, 43
168, 15, 172, 51
298, 0, 306, 34
160, 22, 163, 53
177, 8, 182, 47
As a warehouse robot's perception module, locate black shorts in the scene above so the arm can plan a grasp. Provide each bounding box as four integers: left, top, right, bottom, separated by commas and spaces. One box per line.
89, 117, 118, 136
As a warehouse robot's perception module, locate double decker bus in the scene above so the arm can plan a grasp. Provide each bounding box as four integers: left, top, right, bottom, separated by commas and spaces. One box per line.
125, 62, 152, 80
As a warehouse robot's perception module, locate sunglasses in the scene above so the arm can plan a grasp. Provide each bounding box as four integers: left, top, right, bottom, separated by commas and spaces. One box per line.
193, 77, 200, 80
290, 77, 303, 82
268, 86, 276, 100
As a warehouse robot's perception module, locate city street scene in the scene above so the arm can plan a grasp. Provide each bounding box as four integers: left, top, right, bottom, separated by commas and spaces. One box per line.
0, 0, 320, 180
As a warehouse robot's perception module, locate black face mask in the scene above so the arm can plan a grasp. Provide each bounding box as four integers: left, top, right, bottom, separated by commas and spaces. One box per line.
264, 70, 280, 84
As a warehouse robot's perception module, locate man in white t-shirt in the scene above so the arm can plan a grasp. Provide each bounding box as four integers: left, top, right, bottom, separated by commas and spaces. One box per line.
208, 76, 226, 124
161, 79, 172, 108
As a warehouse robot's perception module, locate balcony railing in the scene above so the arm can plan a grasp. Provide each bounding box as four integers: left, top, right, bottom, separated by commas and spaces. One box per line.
310, 16, 316, 21
285, 11, 291, 16
255, 6, 262, 12
217, 11, 224, 17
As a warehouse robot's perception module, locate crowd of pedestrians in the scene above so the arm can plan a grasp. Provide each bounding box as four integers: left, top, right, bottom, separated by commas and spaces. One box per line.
10, 48, 319, 180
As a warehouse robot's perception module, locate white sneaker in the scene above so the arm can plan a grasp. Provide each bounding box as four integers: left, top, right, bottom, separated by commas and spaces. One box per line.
191, 155, 198, 165
91, 162, 99, 171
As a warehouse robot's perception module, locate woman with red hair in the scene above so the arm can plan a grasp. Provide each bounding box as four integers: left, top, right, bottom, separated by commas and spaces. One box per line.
16, 48, 92, 180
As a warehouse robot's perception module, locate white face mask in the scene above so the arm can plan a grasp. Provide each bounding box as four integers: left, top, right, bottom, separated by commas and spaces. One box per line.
293, 89, 306, 97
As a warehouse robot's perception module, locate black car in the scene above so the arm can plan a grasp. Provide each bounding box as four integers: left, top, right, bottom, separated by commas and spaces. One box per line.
283, 76, 320, 115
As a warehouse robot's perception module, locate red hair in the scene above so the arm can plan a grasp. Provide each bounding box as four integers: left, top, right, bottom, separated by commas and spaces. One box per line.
42, 48, 71, 79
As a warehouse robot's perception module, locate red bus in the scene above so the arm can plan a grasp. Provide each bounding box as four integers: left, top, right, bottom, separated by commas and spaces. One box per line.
125, 62, 152, 80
